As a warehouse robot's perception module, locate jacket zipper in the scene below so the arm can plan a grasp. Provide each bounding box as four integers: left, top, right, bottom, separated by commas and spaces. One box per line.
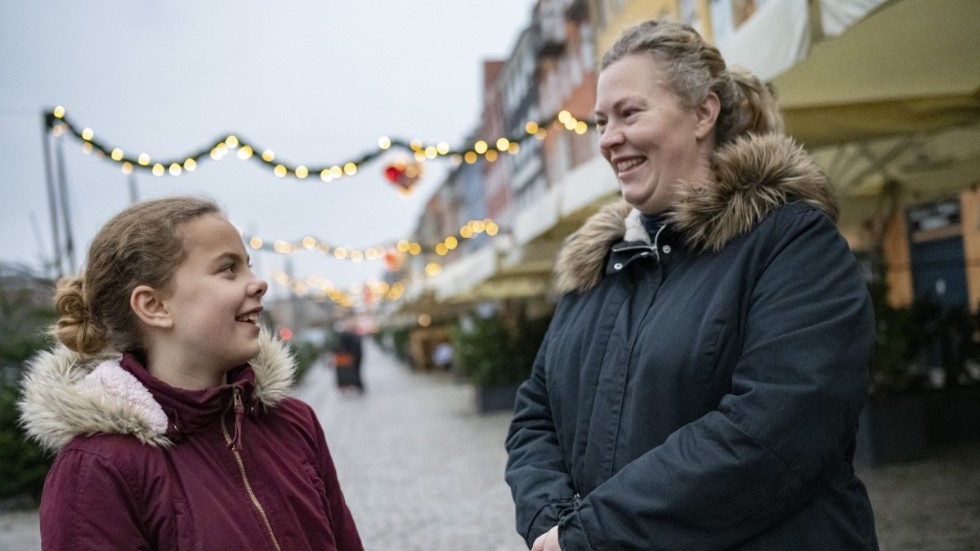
221, 388, 282, 551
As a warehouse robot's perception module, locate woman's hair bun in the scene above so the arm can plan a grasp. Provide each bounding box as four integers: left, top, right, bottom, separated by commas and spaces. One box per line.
729, 66, 784, 137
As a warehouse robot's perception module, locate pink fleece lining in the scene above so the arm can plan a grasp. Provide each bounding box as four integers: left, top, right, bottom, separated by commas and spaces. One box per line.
84, 360, 169, 434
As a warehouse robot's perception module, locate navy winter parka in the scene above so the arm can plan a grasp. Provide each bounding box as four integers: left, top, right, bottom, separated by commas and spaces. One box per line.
505, 134, 878, 550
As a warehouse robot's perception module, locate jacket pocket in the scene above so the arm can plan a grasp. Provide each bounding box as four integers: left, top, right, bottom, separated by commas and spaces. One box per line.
300, 462, 332, 519
699, 315, 739, 394
170, 500, 195, 551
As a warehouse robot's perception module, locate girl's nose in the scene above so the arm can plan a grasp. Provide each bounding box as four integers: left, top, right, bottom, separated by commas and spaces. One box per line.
251, 277, 268, 298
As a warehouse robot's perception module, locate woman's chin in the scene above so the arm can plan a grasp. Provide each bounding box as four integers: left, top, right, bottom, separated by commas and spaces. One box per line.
620, 188, 649, 209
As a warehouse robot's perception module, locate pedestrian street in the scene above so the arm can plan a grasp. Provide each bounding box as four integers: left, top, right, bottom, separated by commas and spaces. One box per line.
294, 340, 527, 551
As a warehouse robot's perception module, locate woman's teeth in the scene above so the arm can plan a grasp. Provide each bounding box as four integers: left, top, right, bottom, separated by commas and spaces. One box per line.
617, 158, 644, 172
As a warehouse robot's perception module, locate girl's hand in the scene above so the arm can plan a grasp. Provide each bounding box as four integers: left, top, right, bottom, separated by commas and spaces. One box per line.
531, 526, 561, 551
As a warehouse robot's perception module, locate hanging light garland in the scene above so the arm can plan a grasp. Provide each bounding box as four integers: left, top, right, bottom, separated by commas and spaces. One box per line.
252, 217, 501, 307
269, 269, 422, 308
43, 106, 590, 307
240, 218, 499, 262
43, 106, 594, 185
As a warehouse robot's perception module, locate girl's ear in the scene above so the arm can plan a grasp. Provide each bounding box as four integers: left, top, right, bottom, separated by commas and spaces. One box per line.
694, 91, 721, 141
131, 285, 173, 329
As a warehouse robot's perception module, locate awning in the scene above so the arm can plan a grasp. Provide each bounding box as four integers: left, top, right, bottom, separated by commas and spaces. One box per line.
502, 156, 618, 283
763, 0, 980, 227
773, 0, 980, 147
719, 0, 890, 82
430, 244, 499, 302
511, 156, 617, 248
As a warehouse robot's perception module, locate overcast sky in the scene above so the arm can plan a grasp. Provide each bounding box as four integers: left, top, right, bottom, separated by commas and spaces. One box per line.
0, 1, 536, 300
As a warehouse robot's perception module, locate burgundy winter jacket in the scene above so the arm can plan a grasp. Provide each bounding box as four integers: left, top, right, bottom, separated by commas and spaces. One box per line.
19, 332, 363, 551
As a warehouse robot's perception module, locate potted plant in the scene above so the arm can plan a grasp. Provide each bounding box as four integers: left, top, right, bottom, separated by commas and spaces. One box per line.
454, 308, 551, 413
0, 279, 56, 508
855, 282, 929, 467
919, 300, 980, 449
857, 283, 980, 467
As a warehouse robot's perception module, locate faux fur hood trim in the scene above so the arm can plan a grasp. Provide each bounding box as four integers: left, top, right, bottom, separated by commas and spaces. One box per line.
18, 330, 296, 452
554, 134, 837, 293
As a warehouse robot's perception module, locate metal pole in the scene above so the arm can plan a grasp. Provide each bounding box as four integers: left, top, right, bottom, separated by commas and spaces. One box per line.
55, 137, 77, 274
29, 212, 51, 275
128, 172, 139, 205
40, 114, 63, 279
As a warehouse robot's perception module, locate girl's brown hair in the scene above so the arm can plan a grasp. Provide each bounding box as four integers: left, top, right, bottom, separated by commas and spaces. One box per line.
52, 196, 221, 355
601, 20, 783, 147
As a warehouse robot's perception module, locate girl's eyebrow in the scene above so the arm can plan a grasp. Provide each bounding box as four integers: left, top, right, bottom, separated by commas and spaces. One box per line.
212, 251, 247, 265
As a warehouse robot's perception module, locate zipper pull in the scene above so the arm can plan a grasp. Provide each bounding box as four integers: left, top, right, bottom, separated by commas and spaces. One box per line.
230, 388, 245, 451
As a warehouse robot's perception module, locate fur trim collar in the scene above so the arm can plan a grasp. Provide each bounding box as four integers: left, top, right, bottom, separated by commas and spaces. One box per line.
18, 330, 296, 452
555, 134, 837, 293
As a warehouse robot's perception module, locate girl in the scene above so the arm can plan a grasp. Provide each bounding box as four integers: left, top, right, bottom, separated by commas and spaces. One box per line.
20, 196, 363, 550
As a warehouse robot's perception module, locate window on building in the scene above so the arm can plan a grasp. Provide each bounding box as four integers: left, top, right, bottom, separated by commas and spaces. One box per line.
681, 0, 698, 25
731, 0, 757, 27
710, 0, 735, 47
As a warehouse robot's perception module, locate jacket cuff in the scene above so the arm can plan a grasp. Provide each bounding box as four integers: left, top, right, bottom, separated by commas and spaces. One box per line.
558, 510, 597, 551
525, 498, 576, 547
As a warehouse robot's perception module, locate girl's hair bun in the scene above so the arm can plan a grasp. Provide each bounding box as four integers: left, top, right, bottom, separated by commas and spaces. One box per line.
51, 275, 107, 355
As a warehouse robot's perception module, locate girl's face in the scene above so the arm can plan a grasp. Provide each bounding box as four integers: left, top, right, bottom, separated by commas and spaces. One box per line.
594, 54, 715, 214
160, 213, 268, 375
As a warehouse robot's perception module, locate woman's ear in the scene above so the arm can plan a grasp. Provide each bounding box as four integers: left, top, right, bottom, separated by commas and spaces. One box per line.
131, 285, 173, 329
694, 91, 721, 141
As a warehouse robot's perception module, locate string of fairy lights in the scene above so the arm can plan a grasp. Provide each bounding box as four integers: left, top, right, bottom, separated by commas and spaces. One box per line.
44, 106, 593, 181
243, 218, 499, 262
43, 105, 594, 307
269, 270, 418, 308
246, 218, 501, 307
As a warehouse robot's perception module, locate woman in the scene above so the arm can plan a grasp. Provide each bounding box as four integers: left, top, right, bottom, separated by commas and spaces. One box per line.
505, 20, 878, 551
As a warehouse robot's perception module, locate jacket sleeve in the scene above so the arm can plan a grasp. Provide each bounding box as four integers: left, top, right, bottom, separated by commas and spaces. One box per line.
559, 208, 874, 551
40, 447, 151, 551
505, 324, 580, 547
311, 413, 364, 551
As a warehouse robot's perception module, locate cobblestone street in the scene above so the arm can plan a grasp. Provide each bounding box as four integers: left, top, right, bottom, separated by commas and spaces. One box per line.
2, 340, 979, 550
292, 342, 527, 551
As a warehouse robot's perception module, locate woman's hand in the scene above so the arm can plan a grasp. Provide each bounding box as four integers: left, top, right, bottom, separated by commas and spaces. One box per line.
531, 526, 562, 551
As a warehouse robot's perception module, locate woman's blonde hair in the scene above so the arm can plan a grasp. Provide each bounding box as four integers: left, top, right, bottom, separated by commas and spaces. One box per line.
601, 20, 783, 147
52, 196, 221, 356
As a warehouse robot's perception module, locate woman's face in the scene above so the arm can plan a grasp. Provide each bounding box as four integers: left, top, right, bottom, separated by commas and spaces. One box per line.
595, 54, 715, 214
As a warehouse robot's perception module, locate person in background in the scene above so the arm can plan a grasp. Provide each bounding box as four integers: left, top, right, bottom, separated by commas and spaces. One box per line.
505, 20, 878, 551
333, 319, 365, 394
432, 340, 455, 371
20, 196, 363, 550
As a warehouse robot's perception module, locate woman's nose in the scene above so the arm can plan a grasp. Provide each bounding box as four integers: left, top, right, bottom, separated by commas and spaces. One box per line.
598, 124, 623, 151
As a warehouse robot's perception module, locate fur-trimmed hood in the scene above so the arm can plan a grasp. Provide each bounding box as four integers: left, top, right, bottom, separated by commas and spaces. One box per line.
555, 133, 837, 293
18, 330, 296, 452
